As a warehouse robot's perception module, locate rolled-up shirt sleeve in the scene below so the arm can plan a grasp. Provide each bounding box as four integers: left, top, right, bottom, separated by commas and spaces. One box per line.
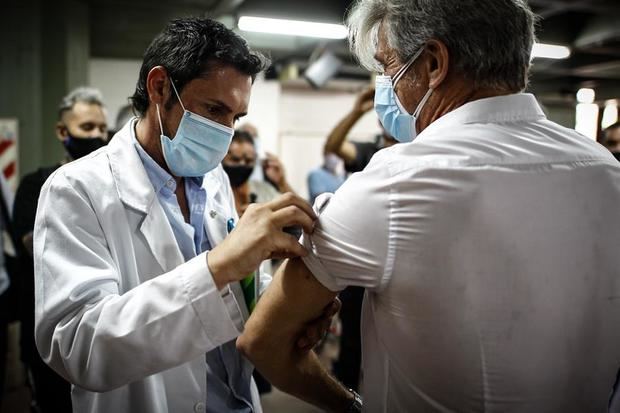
301, 151, 394, 292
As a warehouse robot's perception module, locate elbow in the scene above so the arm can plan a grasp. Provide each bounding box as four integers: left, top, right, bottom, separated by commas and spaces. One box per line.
236, 332, 296, 393
236, 331, 261, 362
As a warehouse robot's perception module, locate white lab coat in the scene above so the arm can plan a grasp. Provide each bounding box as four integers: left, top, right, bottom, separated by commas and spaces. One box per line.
34, 121, 267, 413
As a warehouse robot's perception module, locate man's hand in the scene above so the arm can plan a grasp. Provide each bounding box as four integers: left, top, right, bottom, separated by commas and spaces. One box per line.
208, 193, 317, 289
263, 152, 292, 193
352, 87, 375, 116
296, 298, 341, 351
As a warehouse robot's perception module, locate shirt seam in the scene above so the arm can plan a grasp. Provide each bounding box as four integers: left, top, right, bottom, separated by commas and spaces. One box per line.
380, 156, 397, 291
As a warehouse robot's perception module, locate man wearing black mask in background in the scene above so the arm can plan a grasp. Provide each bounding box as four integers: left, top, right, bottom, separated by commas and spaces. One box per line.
12, 86, 108, 413
603, 121, 620, 161
223, 130, 280, 216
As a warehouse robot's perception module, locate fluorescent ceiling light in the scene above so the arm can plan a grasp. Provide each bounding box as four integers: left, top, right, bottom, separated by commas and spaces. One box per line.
576, 88, 595, 104
238, 16, 348, 39
532, 43, 571, 59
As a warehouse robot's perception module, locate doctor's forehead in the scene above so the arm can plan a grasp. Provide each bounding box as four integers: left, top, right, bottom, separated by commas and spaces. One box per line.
188, 64, 252, 107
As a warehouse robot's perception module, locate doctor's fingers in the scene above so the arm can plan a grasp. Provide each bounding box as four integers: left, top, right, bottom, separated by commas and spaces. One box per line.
269, 232, 308, 260
271, 205, 315, 234
266, 193, 316, 221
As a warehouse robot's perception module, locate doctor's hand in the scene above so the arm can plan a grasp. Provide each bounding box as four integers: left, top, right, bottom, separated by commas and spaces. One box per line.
207, 193, 317, 290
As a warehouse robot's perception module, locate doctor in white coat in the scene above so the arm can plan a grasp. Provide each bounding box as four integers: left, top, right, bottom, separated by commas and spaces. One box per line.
33, 17, 328, 413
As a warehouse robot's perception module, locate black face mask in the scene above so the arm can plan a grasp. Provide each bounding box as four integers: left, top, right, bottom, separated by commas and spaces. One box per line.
64, 135, 106, 160
223, 164, 254, 188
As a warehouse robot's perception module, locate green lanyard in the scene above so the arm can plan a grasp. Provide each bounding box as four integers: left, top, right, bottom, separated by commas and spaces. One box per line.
227, 218, 257, 313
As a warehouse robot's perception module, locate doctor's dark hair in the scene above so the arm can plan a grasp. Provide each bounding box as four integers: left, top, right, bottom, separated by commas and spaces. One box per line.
347, 0, 537, 91
131, 17, 269, 116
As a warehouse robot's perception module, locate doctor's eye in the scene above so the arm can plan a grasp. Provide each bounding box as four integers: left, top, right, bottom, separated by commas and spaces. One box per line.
207, 105, 224, 116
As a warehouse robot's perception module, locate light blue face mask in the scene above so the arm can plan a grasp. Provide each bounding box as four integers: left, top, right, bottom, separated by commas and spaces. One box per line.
374, 48, 434, 143
158, 79, 234, 177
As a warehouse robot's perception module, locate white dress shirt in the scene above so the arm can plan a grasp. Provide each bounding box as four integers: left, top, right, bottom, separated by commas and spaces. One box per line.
302, 93, 620, 412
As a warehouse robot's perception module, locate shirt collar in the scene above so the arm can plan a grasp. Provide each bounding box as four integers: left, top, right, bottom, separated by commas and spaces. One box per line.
416, 93, 547, 143
131, 123, 204, 195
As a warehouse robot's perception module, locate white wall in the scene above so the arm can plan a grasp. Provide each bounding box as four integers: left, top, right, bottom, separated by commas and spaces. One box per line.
89, 58, 141, 128
88, 58, 380, 200
278, 85, 381, 198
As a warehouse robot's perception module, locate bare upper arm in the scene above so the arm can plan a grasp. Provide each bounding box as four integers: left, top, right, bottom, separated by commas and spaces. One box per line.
237, 258, 338, 359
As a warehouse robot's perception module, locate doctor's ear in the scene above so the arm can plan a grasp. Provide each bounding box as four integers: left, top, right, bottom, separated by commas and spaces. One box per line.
424, 39, 450, 91
146, 66, 170, 107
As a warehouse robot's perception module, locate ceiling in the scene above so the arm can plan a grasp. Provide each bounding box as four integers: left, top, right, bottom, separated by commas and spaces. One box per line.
87, 0, 620, 103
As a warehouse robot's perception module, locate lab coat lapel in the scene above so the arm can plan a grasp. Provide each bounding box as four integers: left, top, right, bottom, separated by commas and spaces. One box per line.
108, 121, 184, 273
139, 202, 185, 272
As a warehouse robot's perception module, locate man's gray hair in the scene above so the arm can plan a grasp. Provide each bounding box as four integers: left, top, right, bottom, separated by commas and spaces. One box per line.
58, 87, 105, 120
347, 0, 537, 91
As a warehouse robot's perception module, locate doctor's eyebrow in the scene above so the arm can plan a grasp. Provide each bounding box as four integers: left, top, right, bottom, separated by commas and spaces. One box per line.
204, 99, 247, 119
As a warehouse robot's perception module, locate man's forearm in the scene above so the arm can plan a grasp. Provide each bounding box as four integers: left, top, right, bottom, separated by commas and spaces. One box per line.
324, 110, 362, 162
239, 336, 353, 412
237, 258, 355, 411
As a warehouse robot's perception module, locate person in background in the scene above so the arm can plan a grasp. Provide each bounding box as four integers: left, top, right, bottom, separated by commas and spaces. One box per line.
324, 87, 397, 173
238, 123, 264, 181
237, 0, 620, 411
603, 121, 620, 161
222, 130, 280, 216
238, 123, 296, 194
307, 153, 345, 206
0, 172, 14, 412
12, 86, 108, 413
109, 103, 136, 139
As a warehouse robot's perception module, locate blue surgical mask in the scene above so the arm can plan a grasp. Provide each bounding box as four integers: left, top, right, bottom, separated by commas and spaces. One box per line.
374, 48, 433, 143
158, 79, 234, 177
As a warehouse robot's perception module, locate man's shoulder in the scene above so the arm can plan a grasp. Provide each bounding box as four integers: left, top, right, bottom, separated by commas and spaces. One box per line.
44, 148, 114, 194
20, 165, 61, 189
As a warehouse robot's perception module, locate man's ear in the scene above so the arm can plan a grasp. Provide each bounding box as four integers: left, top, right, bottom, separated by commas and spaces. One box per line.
146, 66, 170, 107
424, 39, 450, 90
55, 122, 68, 143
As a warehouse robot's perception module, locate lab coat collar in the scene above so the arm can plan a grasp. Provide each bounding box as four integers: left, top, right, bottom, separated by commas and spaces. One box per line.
107, 119, 158, 215
416, 93, 547, 143
107, 118, 223, 214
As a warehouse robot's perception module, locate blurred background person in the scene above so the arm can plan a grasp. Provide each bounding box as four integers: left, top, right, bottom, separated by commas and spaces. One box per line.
307, 153, 345, 206
109, 103, 135, 139
222, 130, 280, 216
237, 123, 264, 181
324, 87, 398, 174
12, 86, 108, 413
237, 123, 295, 196
0, 172, 15, 412
603, 121, 620, 161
